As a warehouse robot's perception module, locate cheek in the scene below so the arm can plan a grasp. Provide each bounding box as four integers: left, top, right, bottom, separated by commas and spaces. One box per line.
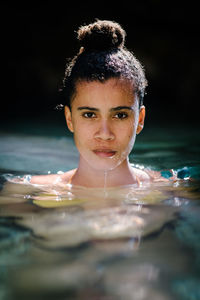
119, 122, 136, 143
116, 123, 137, 154
126, 130, 136, 150
73, 123, 93, 148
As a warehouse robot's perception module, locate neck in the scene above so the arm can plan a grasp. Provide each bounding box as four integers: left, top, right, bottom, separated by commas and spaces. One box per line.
72, 157, 136, 188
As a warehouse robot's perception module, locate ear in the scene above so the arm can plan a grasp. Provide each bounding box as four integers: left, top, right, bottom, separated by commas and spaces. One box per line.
64, 106, 74, 133
136, 106, 145, 134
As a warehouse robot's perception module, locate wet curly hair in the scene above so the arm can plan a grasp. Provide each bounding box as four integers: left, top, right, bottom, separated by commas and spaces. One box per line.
61, 19, 148, 109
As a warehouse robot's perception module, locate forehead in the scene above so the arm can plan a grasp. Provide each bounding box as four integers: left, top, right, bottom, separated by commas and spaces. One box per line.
72, 78, 137, 107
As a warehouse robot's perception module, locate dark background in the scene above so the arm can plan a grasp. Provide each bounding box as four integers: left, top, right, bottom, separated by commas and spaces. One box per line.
1, 1, 200, 131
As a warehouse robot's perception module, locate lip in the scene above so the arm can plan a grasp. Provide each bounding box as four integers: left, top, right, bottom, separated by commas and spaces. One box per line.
93, 149, 117, 158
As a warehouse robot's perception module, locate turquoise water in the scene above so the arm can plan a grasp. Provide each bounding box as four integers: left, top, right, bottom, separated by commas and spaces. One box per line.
0, 119, 200, 300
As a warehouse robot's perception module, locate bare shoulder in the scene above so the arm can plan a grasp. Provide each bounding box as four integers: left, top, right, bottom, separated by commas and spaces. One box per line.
133, 167, 151, 182
30, 174, 61, 185
144, 169, 169, 182
133, 167, 168, 182
30, 169, 76, 185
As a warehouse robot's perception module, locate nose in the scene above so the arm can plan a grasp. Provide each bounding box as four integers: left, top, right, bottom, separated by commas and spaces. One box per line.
94, 119, 115, 141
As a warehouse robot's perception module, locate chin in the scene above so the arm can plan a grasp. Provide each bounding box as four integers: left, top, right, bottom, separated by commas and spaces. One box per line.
86, 156, 124, 172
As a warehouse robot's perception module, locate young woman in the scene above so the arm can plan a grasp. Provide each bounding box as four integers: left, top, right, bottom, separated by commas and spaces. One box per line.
30, 19, 166, 187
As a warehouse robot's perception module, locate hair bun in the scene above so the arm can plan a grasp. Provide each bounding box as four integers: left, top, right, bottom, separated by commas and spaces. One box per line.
77, 19, 126, 51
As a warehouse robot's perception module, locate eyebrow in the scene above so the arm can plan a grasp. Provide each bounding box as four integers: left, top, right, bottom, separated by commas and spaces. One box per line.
77, 106, 99, 111
77, 106, 134, 111
110, 106, 134, 112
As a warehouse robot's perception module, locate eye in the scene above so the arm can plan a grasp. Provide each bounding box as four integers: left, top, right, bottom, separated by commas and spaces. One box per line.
82, 112, 96, 118
114, 112, 128, 119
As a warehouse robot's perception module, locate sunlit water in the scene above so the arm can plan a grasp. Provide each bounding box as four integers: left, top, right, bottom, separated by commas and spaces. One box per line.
0, 121, 200, 300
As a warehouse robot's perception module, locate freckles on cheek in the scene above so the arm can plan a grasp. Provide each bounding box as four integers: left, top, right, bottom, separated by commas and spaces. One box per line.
127, 126, 135, 139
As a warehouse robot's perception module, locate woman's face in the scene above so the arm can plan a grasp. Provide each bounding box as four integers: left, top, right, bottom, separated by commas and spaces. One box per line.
65, 78, 145, 171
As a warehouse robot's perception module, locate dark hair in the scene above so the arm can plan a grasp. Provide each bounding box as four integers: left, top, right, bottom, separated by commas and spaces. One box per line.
61, 19, 147, 109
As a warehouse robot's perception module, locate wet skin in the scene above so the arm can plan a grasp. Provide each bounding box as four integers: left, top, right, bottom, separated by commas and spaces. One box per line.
63, 78, 147, 187
29, 78, 169, 187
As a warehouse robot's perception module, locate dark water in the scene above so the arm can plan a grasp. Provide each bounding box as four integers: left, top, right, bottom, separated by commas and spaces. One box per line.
0, 118, 200, 300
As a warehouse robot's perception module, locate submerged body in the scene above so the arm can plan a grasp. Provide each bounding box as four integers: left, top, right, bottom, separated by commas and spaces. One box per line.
1, 167, 199, 300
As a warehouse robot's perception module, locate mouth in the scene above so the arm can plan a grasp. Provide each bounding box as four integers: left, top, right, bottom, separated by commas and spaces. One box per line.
93, 149, 117, 158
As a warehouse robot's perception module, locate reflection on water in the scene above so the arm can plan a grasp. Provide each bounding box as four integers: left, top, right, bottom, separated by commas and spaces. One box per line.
0, 175, 200, 300
0, 126, 200, 300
